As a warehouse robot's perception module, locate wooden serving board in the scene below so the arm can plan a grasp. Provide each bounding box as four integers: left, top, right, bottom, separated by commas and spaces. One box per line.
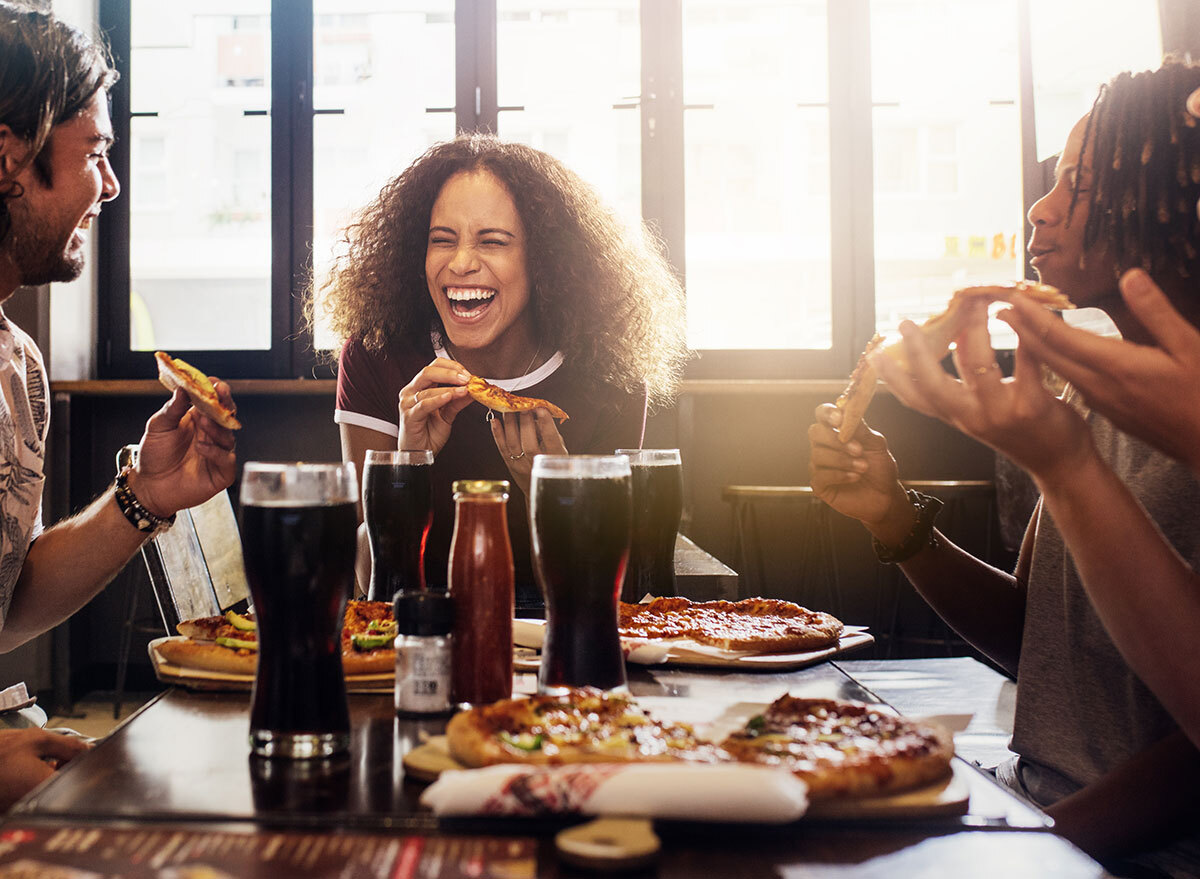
400, 735, 969, 819
147, 637, 395, 693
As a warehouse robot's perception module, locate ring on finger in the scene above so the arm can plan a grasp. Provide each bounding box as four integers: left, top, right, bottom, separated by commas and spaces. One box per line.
509, 451, 527, 461
971, 363, 1001, 376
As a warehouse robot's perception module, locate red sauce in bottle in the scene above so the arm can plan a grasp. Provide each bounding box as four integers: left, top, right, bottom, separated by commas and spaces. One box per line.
448, 480, 514, 705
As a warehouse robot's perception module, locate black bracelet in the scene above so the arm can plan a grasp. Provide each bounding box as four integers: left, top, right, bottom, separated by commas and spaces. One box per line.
114, 466, 175, 535
872, 490, 943, 565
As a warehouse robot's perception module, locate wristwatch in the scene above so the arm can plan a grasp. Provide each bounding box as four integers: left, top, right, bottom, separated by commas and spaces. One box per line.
872, 489, 943, 565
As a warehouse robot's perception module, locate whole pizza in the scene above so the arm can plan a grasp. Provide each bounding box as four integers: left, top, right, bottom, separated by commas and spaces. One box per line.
719, 695, 954, 799
156, 600, 397, 676
618, 597, 844, 653
446, 689, 727, 768
443, 690, 954, 801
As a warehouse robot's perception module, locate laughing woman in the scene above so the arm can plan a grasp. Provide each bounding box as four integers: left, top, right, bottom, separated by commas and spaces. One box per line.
311, 134, 687, 601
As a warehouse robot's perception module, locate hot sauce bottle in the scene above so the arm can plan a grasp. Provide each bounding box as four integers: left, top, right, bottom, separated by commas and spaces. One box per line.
448, 480, 515, 706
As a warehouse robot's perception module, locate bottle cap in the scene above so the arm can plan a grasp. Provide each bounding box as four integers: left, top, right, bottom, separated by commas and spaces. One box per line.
452, 479, 510, 496
393, 590, 454, 636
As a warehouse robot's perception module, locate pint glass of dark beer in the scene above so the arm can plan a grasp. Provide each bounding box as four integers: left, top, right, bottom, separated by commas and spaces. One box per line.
362, 450, 434, 600
530, 454, 631, 695
615, 449, 683, 602
241, 462, 358, 758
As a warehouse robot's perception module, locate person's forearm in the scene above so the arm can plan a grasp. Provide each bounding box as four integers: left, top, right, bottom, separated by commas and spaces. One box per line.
0, 487, 148, 651
858, 494, 1025, 675
1047, 729, 1200, 861
1036, 454, 1200, 748
892, 535, 1025, 675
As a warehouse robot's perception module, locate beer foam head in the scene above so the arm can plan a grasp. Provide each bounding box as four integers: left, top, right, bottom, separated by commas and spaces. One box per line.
532, 454, 631, 480
240, 461, 359, 506
615, 448, 681, 467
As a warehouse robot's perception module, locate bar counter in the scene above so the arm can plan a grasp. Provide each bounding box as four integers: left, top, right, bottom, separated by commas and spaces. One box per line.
2, 658, 1109, 877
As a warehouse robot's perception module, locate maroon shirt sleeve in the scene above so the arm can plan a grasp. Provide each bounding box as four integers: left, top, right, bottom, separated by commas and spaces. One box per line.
335, 337, 415, 432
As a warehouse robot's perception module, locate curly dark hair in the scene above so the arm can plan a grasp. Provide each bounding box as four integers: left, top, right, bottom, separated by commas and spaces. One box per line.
1071, 57, 1200, 284
309, 133, 688, 404
0, 1, 117, 244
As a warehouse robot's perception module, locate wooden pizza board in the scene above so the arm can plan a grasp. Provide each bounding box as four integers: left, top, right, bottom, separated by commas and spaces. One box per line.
400, 735, 969, 819
147, 636, 395, 693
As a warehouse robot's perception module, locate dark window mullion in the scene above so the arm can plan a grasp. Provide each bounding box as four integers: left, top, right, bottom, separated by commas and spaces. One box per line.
97, 0, 132, 377
275, 0, 313, 378
457, 0, 497, 133
829, 0, 875, 375
641, 0, 684, 279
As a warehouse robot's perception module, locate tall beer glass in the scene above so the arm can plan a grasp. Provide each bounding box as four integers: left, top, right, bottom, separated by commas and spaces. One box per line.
615, 449, 683, 602
241, 462, 358, 759
362, 449, 434, 599
530, 455, 631, 695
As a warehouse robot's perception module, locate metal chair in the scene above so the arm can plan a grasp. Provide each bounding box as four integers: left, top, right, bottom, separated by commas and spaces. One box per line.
114, 445, 249, 716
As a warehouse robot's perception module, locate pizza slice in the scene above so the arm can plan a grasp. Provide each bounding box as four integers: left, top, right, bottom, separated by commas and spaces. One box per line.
720, 695, 954, 799
466, 375, 570, 421
156, 600, 397, 676
834, 281, 1073, 442
446, 689, 728, 768
155, 351, 242, 430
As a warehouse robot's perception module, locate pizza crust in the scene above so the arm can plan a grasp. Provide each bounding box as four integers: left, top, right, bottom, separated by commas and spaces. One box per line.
155, 351, 242, 430
155, 638, 257, 676
834, 281, 1072, 442
466, 376, 570, 421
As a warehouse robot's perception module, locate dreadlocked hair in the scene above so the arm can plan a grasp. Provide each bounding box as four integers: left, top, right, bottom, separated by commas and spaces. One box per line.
1072, 58, 1200, 282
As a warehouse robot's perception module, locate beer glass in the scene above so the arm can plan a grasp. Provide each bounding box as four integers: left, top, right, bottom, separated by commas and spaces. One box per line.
530, 455, 631, 695
615, 449, 683, 602
241, 462, 358, 759
362, 449, 434, 600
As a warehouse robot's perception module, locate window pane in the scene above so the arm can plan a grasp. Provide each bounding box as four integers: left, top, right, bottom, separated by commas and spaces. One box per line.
682, 1, 830, 351
311, 3, 456, 350
1031, 0, 1161, 163
871, 0, 1022, 340
496, 2, 641, 224
129, 2, 272, 351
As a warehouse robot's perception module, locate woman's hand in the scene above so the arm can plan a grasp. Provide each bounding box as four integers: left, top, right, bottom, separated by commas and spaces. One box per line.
809, 404, 910, 531
491, 409, 568, 495
873, 298, 1095, 490
999, 268, 1200, 476
397, 358, 474, 454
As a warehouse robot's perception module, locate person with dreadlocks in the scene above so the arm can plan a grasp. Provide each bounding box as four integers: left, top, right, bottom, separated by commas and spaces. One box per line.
810, 60, 1200, 875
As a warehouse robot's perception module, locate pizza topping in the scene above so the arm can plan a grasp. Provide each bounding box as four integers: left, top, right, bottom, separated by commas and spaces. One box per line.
499, 731, 545, 752
618, 597, 843, 653
225, 610, 256, 632
352, 620, 398, 651
215, 636, 257, 652
465, 375, 570, 421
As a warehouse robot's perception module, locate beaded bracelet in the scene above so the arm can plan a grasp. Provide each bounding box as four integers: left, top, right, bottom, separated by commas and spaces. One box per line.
114, 466, 175, 535
872, 490, 943, 565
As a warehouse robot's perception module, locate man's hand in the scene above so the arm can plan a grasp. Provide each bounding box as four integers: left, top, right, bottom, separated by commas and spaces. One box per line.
127, 380, 238, 518
0, 729, 91, 810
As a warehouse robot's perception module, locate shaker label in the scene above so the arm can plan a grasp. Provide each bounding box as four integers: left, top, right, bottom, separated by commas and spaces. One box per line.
396, 643, 452, 713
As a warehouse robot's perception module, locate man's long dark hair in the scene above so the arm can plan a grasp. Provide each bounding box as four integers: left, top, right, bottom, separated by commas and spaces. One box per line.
1072, 58, 1200, 283
0, 1, 117, 243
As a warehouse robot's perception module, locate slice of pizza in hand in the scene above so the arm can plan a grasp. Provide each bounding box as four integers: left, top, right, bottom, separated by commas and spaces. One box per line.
466, 375, 570, 421
833, 281, 1072, 442
155, 351, 242, 430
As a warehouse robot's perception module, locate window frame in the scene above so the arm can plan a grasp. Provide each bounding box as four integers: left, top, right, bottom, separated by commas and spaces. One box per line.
95, 0, 1053, 381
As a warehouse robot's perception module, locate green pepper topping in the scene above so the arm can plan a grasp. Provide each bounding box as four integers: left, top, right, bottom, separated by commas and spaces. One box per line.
746, 714, 767, 735
215, 636, 258, 651
352, 631, 396, 651
225, 610, 257, 632
367, 619, 398, 635
499, 731, 545, 752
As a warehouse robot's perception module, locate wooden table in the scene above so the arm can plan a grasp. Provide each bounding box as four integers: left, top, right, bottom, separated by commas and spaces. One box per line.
6, 661, 1107, 877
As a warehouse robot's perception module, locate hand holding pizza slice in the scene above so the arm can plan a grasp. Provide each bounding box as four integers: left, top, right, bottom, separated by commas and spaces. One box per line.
467, 375, 570, 421
834, 281, 1072, 442
155, 351, 242, 430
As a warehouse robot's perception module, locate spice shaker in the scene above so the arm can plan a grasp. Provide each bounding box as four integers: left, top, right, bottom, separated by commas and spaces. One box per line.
393, 590, 454, 716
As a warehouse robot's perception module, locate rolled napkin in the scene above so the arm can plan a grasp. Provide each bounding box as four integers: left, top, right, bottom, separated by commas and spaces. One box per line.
420, 762, 808, 823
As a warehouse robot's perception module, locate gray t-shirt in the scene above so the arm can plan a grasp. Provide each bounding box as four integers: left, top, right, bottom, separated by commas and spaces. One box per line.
1004, 391, 1200, 875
